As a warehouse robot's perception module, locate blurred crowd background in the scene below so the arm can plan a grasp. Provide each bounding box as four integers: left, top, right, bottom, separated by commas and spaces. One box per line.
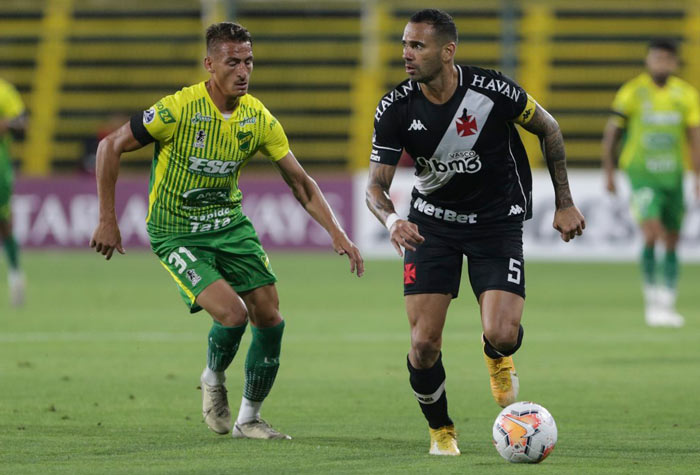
4, 0, 700, 176
4, 0, 700, 257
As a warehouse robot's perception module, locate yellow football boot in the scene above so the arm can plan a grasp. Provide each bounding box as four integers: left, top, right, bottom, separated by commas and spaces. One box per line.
428, 425, 460, 456
482, 336, 519, 408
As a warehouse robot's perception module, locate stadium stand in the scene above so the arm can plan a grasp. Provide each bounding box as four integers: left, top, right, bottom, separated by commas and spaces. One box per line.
2, 0, 700, 172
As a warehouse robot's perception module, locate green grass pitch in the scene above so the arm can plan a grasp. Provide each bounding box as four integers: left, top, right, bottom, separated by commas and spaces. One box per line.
1, 251, 699, 474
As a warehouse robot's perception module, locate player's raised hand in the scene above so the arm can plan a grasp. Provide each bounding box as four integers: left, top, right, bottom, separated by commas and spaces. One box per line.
331, 231, 364, 277
553, 206, 585, 243
90, 219, 126, 260
389, 219, 425, 257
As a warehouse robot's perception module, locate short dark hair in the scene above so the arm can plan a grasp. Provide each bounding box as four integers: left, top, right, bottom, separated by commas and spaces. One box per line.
206, 22, 252, 53
648, 38, 678, 55
409, 9, 458, 44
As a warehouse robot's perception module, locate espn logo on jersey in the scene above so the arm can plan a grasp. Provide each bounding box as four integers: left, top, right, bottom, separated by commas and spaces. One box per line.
188, 157, 242, 177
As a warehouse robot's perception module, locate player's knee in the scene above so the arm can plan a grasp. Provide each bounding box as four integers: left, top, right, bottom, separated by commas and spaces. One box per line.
410, 333, 442, 367
249, 307, 282, 328
484, 317, 518, 346
485, 324, 523, 355
216, 300, 248, 327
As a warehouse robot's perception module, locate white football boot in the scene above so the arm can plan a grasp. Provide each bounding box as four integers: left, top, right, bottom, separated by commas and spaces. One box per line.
653, 286, 685, 328
200, 377, 232, 434
8, 269, 25, 307
232, 419, 291, 439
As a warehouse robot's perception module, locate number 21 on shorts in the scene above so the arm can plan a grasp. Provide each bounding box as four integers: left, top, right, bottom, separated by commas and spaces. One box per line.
168, 247, 197, 274
507, 258, 522, 284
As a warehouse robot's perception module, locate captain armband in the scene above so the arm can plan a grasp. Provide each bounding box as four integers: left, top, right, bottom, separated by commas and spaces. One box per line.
514, 94, 537, 125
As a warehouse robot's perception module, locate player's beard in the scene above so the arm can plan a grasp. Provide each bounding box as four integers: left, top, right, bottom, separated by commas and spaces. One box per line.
414, 64, 441, 84
650, 72, 671, 86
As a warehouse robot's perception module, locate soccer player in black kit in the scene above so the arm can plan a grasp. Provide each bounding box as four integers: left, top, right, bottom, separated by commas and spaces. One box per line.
365, 9, 586, 456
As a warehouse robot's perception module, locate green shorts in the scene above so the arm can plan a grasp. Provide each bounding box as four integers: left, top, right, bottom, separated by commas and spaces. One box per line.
150, 215, 277, 313
628, 176, 684, 231
0, 159, 13, 221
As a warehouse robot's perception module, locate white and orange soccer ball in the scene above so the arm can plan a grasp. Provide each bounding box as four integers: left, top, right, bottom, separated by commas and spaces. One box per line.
492, 401, 557, 463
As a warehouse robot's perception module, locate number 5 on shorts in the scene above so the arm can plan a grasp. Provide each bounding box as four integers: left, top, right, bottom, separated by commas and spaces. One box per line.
507, 258, 522, 284
168, 246, 197, 274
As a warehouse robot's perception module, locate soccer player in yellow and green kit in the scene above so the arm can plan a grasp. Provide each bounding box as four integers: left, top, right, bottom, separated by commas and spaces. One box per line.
0, 77, 27, 307
90, 22, 364, 439
603, 39, 700, 327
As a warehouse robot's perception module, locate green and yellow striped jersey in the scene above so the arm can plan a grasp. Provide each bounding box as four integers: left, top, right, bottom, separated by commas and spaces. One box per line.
612, 73, 700, 187
0, 78, 25, 168
132, 81, 289, 237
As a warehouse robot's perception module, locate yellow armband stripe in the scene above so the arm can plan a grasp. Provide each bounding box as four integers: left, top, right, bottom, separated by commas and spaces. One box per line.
514, 94, 537, 125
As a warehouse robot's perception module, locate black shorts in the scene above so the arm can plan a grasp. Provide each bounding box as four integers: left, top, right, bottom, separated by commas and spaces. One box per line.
403, 221, 525, 300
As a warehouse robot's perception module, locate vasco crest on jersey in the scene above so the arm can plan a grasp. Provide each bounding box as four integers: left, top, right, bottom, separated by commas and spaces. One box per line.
194, 130, 206, 149
456, 108, 478, 137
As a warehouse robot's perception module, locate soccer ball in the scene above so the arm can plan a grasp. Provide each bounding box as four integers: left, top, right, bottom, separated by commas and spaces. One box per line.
492, 401, 557, 463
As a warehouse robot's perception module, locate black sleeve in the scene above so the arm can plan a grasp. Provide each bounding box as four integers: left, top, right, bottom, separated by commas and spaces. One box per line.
130, 113, 155, 146
370, 102, 402, 166
489, 70, 529, 121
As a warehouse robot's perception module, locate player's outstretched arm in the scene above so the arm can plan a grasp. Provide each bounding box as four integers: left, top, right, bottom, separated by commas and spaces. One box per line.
519, 104, 585, 242
274, 152, 364, 276
601, 118, 624, 194
90, 121, 145, 260
365, 162, 424, 257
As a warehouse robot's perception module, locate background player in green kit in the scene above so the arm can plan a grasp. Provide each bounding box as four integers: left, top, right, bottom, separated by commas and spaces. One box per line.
90, 22, 364, 439
0, 77, 27, 307
602, 39, 700, 327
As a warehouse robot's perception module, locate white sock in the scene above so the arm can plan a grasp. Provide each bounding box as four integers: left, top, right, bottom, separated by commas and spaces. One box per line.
236, 397, 263, 424
201, 367, 225, 386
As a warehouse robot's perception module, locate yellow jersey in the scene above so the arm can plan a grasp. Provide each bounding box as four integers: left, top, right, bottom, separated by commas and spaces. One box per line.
131, 81, 290, 237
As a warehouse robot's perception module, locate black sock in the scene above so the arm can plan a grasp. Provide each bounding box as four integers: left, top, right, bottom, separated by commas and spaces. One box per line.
407, 353, 453, 429
483, 325, 524, 359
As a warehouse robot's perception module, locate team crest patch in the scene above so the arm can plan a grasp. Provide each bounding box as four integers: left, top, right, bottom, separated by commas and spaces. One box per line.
143, 108, 155, 124
186, 269, 201, 286
260, 254, 270, 269
404, 263, 416, 285
237, 131, 253, 151
194, 130, 206, 149
456, 108, 478, 137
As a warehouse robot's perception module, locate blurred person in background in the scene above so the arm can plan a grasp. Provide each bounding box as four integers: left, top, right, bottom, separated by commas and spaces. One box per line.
365, 9, 584, 456
602, 39, 700, 328
0, 77, 27, 307
79, 114, 128, 175
90, 22, 363, 440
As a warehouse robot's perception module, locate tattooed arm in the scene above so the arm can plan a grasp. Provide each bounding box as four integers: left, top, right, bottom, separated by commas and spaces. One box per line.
519, 104, 586, 242
365, 162, 424, 256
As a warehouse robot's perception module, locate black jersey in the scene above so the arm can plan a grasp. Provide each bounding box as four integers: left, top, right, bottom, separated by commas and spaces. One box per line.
371, 65, 535, 228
